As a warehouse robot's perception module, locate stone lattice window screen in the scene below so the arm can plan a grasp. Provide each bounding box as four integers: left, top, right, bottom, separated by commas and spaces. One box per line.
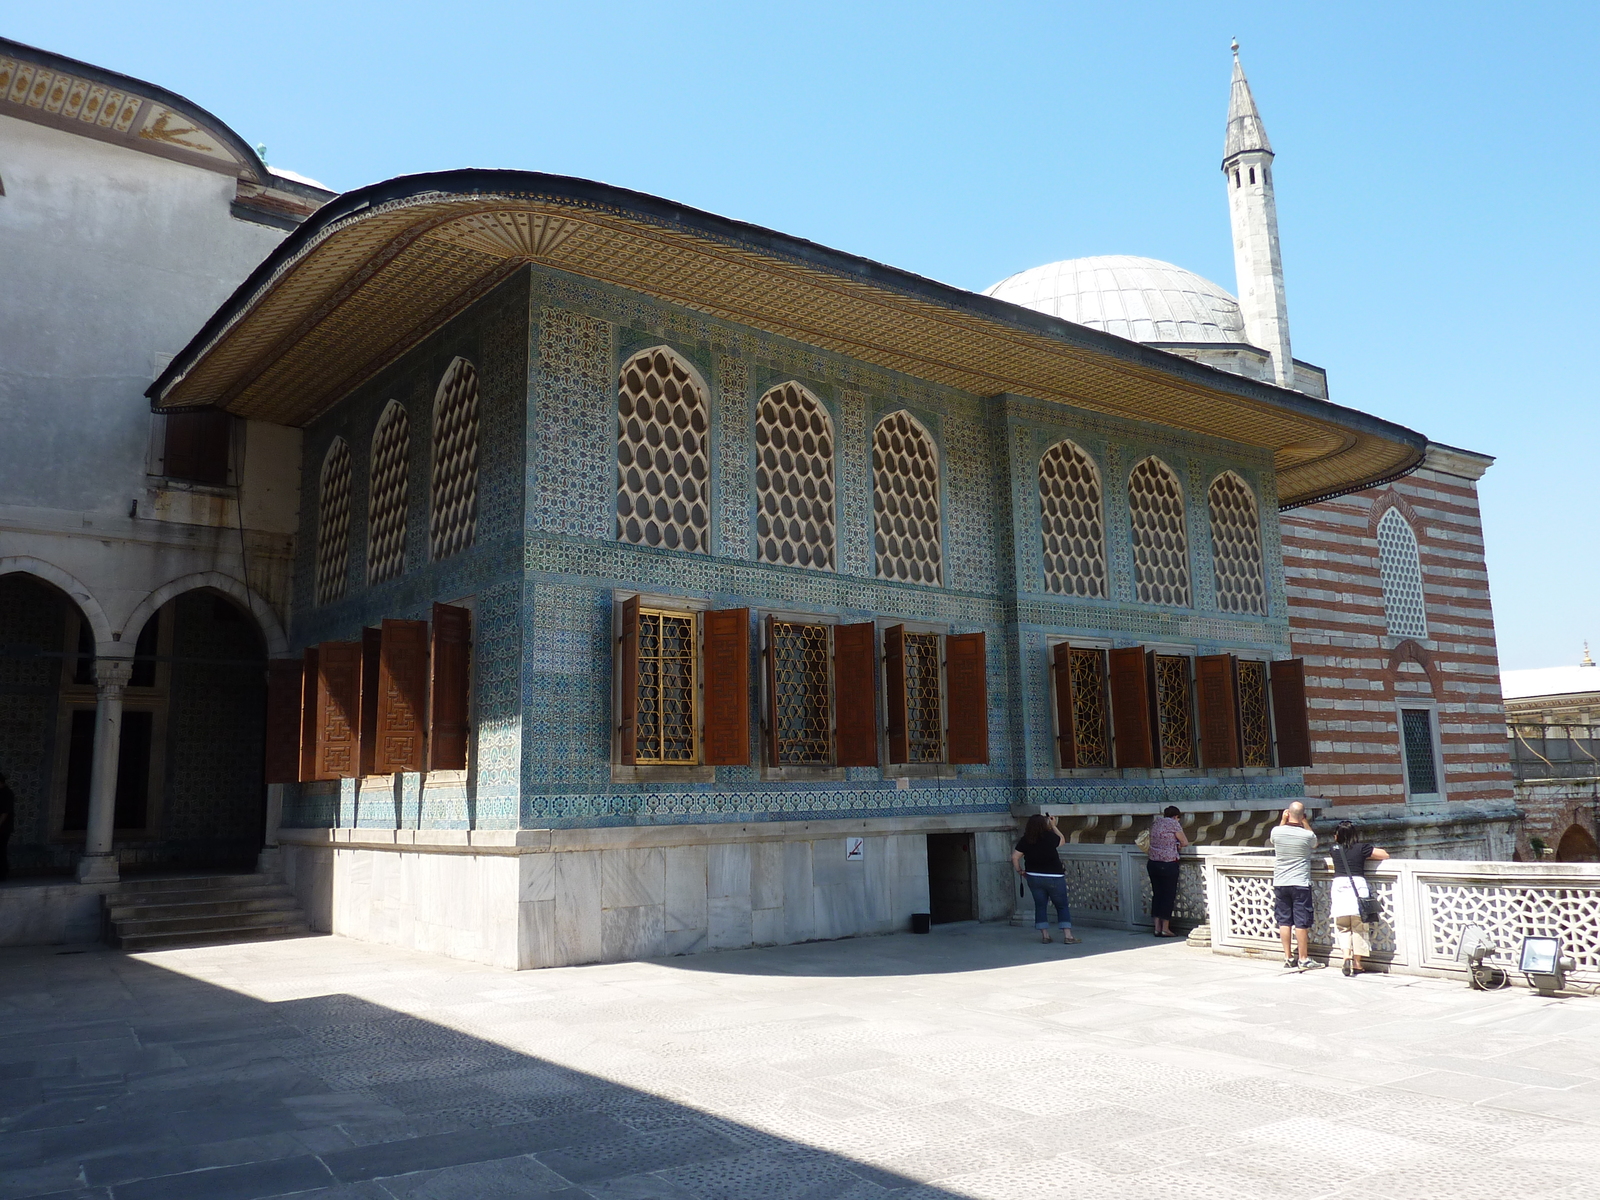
755, 383, 835, 570
872, 411, 942, 585
1207, 472, 1265, 615
429, 357, 480, 562
367, 401, 410, 585
617, 347, 709, 553
1038, 440, 1106, 597
1377, 507, 1427, 637
903, 631, 944, 763
1127, 457, 1191, 606
1424, 880, 1600, 976
315, 437, 352, 606
1223, 871, 1397, 955
770, 620, 832, 765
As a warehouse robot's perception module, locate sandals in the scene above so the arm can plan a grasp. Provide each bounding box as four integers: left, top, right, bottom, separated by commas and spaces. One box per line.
1060, 934, 1081, 944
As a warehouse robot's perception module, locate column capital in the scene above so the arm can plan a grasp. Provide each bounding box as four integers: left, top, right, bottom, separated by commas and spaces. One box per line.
94, 657, 134, 689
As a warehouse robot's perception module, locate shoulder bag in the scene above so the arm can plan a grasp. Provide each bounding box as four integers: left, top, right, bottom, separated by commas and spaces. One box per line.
1335, 845, 1382, 924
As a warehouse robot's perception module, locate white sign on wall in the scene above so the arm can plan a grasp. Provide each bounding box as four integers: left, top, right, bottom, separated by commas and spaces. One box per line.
846, 837, 865, 861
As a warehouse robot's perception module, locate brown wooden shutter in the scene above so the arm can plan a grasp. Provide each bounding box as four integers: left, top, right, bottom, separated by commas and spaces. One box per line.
883, 624, 908, 764
1196, 653, 1242, 768
314, 641, 362, 779
1108, 646, 1155, 768
702, 608, 750, 766
359, 628, 380, 777
762, 614, 780, 768
945, 632, 989, 765
617, 595, 640, 766
162, 410, 232, 486
833, 622, 879, 767
429, 603, 471, 771
1270, 657, 1314, 767
264, 659, 303, 785
1052, 642, 1078, 769
374, 618, 428, 774
299, 647, 319, 783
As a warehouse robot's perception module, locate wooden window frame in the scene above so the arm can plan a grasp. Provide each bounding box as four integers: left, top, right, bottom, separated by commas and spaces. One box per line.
759, 612, 845, 780
1147, 649, 1199, 771
1047, 638, 1114, 774
877, 620, 987, 776
611, 592, 716, 782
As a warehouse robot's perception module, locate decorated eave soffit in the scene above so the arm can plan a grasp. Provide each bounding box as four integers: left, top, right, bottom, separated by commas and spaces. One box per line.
0, 38, 267, 183
149, 170, 1428, 508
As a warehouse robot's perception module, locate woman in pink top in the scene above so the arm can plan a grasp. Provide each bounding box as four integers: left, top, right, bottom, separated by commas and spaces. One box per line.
1146, 806, 1189, 938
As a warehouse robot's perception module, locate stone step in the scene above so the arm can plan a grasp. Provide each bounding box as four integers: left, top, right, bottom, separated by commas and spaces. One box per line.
116, 923, 314, 952
109, 881, 294, 906
106, 894, 299, 922
110, 874, 265, 896
111, 906, 305, 939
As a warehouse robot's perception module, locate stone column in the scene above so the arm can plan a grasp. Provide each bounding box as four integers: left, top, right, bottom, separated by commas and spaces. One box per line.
256, 784, 285, 876
77, 657, 133, 884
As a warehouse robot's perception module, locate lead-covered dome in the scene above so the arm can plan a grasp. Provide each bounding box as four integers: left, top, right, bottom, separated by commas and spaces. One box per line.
984, 255, 1247, 345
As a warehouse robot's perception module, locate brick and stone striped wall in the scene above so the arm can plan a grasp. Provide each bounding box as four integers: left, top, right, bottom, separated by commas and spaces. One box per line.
1279, 444, 1514, 812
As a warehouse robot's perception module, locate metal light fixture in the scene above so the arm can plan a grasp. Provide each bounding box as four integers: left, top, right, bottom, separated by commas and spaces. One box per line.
1519, 936, 1576, 995
1455, 924, 1504, 990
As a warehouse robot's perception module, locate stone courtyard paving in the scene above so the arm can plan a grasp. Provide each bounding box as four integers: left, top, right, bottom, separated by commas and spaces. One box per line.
1, 926, 1598, 1200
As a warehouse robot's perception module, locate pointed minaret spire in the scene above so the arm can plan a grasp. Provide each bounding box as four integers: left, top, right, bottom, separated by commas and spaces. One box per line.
1223, 42, 1295, 390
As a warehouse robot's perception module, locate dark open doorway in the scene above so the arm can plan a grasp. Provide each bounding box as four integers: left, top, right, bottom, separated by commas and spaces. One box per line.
926, 832, 976, 923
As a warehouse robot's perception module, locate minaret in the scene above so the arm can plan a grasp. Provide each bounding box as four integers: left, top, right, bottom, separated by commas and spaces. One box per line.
1223, 42, 1294, 390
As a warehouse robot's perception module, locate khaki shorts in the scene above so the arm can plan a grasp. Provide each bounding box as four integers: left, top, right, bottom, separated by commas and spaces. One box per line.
1334, 915, 1371, 958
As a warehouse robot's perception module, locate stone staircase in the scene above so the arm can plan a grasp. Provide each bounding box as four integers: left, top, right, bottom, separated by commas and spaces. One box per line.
103, 874, 313, 951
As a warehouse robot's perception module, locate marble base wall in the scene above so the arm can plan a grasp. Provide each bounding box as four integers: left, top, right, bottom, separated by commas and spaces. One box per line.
0, 882, 109, 946
278, 814, 1013, 970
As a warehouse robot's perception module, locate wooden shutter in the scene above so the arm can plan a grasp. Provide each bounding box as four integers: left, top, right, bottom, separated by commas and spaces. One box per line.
703, 608, 750, 766
1052, 642, 1078, 768
162, 409, 231, 486
264, 659, 303, 785
359, 628, 380, 777
617, 595, 640, 765
429, 603, 471, 771
945, 632, 988, 765
298, 646, 318, 783
1270, 658, 1314, 767
833, 622, 879, 767
374, 618, 428, 774
314, 641, 362, 779
883, 624, 908, 764
762, 614, 780, 767
1108, 646, 1155, 768
1196, 653, 1242, 768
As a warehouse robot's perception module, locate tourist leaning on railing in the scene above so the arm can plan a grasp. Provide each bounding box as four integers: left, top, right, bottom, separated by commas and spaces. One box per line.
1146, 806, 1189, 938
1329, 820, 1389, 976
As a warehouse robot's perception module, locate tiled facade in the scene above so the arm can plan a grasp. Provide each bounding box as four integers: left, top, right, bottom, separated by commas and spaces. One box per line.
280, 264, 1308, 846
1280, 447, 1516, 828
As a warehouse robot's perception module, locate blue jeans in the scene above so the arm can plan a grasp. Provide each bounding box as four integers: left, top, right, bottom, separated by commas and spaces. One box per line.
1027, 874, 1071, 929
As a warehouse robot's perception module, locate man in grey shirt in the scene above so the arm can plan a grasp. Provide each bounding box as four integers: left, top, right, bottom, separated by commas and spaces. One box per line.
1271, 802, 1321, 970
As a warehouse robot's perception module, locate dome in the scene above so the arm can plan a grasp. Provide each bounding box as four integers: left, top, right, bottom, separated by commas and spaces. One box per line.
984, 255, 1247, 346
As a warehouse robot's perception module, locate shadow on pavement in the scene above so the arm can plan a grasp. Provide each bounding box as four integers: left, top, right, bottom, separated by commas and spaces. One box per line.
0, 947, 971, 1200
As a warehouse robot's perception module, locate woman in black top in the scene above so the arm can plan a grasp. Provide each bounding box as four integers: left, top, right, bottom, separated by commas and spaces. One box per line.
1329, 820, 1389, 975
1012, 813, 1078, 944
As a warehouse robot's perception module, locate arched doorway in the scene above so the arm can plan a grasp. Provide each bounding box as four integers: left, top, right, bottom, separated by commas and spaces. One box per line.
1556, 823, 1600, 863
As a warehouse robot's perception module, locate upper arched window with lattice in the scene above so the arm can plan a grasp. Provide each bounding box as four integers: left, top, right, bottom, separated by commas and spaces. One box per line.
367, 401, 410, 585
429, 358, 479, 562
617, 347, 709, 553
1377, 507, 1427, 637
1208, 472, 1265, 615
1128, 457, 1190, 607
315, 437, 352, 606
1038, 440, 1105, 597
756, 383, 835, 570
872, 411, 942, 586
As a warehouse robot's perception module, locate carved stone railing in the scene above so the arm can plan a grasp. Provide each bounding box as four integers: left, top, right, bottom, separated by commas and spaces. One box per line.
1017, 846, 1243, 931
1205, 854, 1600, 984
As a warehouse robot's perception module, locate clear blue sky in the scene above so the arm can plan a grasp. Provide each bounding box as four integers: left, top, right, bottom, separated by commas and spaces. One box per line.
9, 2, 1595, 670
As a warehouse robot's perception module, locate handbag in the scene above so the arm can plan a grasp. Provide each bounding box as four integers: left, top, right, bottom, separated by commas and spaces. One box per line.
1135, 828, 1152, 853
1335, 845, 1382, 924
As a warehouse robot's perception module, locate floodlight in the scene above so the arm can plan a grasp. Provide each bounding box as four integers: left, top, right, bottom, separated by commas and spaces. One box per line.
1455, 924, 1504, 990
1519, 936, 1576, 995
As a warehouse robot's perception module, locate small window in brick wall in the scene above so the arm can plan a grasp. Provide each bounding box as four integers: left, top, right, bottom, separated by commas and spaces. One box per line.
1377, 508, 1427, 638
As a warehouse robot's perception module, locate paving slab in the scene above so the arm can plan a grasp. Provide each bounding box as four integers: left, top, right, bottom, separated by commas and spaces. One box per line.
0, 925, 1597, 1199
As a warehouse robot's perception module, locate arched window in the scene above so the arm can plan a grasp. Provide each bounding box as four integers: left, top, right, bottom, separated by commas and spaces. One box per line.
1038, 440, 1105, 598
872, 411, 942, 585
1128, 457, 1190, 607
1377, 507, 1427, 637
755, 382, 835, 570
616, 347, 709, 553
367, 401, 410, 585
315, 438, 352, 605
1208, 471, 1265, 615
429, 357, 479, 562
